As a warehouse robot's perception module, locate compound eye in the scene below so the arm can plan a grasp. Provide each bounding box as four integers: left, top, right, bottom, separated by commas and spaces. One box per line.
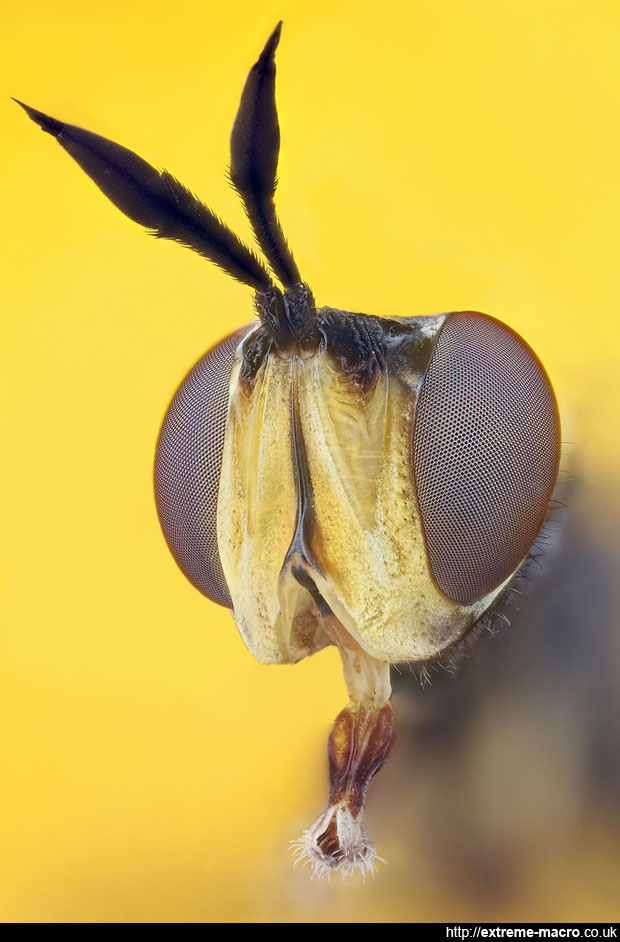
413, 311, 560, 605
154, 325, 252, 607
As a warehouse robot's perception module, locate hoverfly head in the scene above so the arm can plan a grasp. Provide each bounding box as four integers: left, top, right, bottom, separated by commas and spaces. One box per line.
17, 21, 561, 879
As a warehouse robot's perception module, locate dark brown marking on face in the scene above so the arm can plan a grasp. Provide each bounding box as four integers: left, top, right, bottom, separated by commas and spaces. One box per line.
315, 308, 387, 395
394, 318, 444, 375
315, 309, 440, 396
241, 303, 440, 397
282, 372, 324, 577
238, 325, 273, 392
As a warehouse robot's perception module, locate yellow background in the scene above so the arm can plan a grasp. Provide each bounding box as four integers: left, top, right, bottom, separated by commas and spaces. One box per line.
2, 0, 619, 923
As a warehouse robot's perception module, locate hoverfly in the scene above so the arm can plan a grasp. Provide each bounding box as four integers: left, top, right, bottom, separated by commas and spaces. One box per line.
16, 22, 560, 877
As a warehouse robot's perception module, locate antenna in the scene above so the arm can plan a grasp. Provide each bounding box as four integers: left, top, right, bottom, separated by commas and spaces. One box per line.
230, 22, 302, 289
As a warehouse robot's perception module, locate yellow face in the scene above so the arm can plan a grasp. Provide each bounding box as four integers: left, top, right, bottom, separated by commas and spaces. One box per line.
218, 316, 488, 665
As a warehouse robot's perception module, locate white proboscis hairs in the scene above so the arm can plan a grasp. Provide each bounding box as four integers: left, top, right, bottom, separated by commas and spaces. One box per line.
290, 803, 385, 881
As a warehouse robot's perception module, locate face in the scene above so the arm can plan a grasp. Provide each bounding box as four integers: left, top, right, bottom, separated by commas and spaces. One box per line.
18, 21, 560, 877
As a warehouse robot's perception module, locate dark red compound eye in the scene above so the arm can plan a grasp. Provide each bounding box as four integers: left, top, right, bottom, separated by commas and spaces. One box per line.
412, 311, 561, 606
154, 325, 252, 608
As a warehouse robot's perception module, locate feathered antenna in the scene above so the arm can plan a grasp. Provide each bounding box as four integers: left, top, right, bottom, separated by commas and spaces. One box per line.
13, 99, 273, 291
230, 22, 302, 289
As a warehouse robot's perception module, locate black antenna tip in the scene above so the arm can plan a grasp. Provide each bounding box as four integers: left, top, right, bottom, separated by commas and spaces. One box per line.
257, 21, 283, 69
12, 98, 63, 136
